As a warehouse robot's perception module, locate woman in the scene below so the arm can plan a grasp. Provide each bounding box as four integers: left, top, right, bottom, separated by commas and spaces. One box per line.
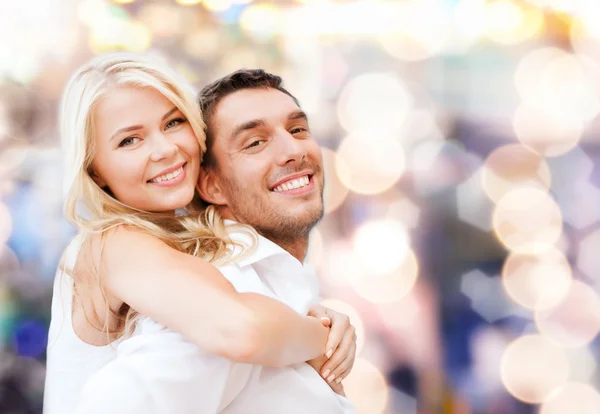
44, 52, 354, 413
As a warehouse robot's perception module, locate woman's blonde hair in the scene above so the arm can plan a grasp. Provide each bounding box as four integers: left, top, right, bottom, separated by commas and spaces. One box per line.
60, 52, 254, 340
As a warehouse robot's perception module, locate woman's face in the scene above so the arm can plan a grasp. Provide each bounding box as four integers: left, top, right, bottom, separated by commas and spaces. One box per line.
90, 86, 200, 213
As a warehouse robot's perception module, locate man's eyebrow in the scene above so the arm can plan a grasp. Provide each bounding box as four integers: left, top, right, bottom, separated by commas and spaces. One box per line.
110, 107, 179, 143
288, 110, 308, 121
230, 119, 266, 141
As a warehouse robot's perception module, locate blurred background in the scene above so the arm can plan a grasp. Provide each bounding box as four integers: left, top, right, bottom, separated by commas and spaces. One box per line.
1, 0, 600, 413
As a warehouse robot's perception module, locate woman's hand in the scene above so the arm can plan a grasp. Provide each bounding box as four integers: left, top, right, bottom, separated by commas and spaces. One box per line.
307, 304, 357, 385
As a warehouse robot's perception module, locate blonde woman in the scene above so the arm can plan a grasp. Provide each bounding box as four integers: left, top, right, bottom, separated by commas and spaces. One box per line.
44, 53, 355, 414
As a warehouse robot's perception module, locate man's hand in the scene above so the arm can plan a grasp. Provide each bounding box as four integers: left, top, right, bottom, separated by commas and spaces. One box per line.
307, 304, 357, 386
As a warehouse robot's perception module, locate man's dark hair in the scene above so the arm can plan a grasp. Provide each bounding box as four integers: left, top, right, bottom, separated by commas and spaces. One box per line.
198, 68, 300, 168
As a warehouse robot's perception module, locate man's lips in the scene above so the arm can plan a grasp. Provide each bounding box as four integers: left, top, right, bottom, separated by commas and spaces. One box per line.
271, 174, 316, 195
269, 171, 314, 192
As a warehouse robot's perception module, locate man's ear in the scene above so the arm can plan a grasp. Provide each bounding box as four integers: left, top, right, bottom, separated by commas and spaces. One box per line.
196, 166, 228, 206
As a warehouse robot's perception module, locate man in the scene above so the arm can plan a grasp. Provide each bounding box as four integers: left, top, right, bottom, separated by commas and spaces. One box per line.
74, 70, 356, 414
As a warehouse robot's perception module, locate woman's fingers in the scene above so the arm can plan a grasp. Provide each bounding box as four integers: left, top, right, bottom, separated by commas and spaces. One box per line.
321, 325, 356, 382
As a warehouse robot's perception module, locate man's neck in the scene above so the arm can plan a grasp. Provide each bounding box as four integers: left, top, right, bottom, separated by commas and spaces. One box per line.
219, 208, 310, 263
269, 236, 308, 263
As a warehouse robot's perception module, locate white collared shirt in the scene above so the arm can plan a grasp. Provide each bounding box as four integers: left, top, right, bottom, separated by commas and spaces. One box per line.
73, 227, 355, 414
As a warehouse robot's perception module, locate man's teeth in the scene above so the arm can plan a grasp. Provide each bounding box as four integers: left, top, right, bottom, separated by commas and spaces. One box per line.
150, 166, 184, 183
273, 176, 310, 192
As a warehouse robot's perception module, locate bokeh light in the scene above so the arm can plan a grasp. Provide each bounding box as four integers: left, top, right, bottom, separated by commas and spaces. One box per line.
569, 4, 600, 64
344, 358, 389, 414
12, 320, 48, 358
501, 248, 572, 311
350, 248, 419, 304
481, 144, 551, 203
515, 47, 568, 107
337, 73, 412, 133
321, 148, 350, 214
336, 132, 405, 195
535, 281, 600, 348
239, 3, 281, 40
484, 0, 544, 45
385, 197, 421, 229
513, 104, 584, 158
492, 187, 563, 254
577, 227, 600, 281
321, 242, 359, 288
350, 219, 418, 303
138, 3, 186, 38
566, 347, 597, 383
377, 0, 447, 61
500, 334, 570, 403
540, 382, 600, 414
352, 219, 410, 276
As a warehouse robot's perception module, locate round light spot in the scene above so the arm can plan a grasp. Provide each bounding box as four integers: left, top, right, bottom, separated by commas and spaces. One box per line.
485, 0, 544, 45
337, 73, 412, 133
350, 249, 419, 304
492, 187, 563, 254
502, 248, 572, 310
540, 382, 600, 414
535, 281, 600, 348
481, 143, 551, 203
352, 219, 410, 276
344, 358, 389, 414
336, 133, 406, 195
500, 334, 570, 403
513, 104, 584, 157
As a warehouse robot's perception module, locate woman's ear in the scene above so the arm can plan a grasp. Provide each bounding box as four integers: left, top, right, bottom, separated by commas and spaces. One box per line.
196, 166, 228, 206
89, 168, 107, 188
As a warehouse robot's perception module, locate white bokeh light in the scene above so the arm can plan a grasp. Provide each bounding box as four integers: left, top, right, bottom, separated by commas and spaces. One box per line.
337, 73, 412, 133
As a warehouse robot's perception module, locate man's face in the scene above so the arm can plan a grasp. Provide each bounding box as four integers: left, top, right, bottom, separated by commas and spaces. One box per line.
204, 87, 324, 241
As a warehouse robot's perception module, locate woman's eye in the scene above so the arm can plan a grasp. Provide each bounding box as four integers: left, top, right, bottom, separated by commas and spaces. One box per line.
165, 117, 186, 129
119, 136, 139, 147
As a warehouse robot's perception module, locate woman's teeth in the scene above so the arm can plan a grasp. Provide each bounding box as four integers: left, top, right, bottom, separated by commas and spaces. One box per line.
150, 166, 183, 183
273, 175, 310, 192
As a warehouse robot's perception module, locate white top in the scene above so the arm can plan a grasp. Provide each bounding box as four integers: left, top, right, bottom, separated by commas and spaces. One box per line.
73, 227, 355, 414
43, 235, 122, 414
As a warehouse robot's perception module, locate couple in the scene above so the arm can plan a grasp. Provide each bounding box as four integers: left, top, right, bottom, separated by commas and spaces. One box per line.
44, 52, 357, 413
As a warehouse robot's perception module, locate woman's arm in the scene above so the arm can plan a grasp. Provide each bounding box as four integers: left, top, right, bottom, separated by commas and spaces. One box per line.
99, 226, 328, 367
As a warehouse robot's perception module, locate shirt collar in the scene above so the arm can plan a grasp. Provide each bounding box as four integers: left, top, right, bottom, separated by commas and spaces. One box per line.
224, 220, 302, 268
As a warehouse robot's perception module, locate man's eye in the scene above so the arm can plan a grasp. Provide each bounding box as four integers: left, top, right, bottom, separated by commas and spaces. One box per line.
291, 127, 308, 134
119, 136, 139, 147
246, 140, 265, 149
165, 118, 186, 129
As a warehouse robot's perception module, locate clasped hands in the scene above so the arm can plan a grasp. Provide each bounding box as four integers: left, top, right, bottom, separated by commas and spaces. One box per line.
306, 304, 357, 396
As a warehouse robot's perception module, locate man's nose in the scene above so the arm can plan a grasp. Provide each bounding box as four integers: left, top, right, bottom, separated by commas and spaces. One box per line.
274, 130, 306, 166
